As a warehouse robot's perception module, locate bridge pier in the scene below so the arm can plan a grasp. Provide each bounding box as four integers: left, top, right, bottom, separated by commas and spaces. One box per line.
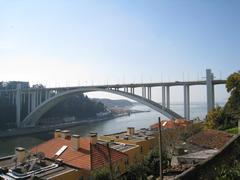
130, 87, 135, 94
16, 84, 21, 128
206, 69, 215, 112
31, 92, 36, 111
36, 91, 39, 106
12, 92, 15, 105
28, 92, 31, 114
142, 86, 146, 98
147, 87, 152, 100
184, 85, 190, 120
166, 86, 170, 109
39, 91, 42, 103
162, 86, 166, 108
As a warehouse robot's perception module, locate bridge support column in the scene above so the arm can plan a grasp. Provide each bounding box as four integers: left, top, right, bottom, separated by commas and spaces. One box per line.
16, 84, 21, 128
162, 86, 165, 108
142, 87, 146, 98
39, 91, 42, 103
130, 87, 135, 94
166, 86, 170, 109
206, 69, 215, 112
12, 92, 15, 105
28, 92, 31, 113
184, 85, 190, 120
147, 87, 152, 100
36, 91, 39, 106
45, 90, 48, 100
31, 92, 36, 111
8, 93, 11, 104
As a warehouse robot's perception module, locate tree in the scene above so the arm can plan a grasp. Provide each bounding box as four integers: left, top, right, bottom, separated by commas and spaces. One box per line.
205, 106, 225, 129
224, 72, 240, 127
125, 160, 149, 180
205, 71, 240, 130
92, 168, 111, 180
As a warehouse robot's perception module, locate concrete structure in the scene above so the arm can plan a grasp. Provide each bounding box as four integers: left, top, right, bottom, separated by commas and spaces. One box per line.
0, 69, 225, 127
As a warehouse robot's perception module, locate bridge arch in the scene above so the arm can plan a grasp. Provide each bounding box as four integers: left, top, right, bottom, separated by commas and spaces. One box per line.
21, 87, 183, 127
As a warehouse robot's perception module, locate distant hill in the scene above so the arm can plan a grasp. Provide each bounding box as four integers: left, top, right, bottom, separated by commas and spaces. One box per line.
92, 98, 133, 108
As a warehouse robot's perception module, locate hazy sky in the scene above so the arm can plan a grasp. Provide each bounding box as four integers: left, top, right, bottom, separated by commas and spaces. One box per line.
1, 0, 239, 102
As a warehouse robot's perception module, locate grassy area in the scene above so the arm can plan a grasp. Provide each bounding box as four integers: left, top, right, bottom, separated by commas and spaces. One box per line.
225, 127, 239, 134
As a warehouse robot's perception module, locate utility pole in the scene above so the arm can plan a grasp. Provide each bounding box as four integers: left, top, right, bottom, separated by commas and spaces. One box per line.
107, 142, 114, 180
158, 117, 163, 180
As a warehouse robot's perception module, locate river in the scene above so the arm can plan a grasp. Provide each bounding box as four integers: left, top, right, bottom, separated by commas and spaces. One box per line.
0, 102, 224, 157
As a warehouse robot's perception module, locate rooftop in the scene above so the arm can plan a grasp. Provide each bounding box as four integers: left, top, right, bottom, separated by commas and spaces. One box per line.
97, 140, 138, 152
31, 136, 127, 170
187, 129, 233, 149
0, 154, 74, 180
101, 128, 155, 142
150, 119, 190, 130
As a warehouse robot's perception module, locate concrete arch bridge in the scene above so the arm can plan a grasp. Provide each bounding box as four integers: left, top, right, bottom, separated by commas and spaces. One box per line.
0, 69, 226, 128
21, 87, 183, 127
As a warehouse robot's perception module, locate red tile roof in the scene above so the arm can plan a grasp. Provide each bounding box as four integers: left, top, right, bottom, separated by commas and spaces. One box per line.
31, 137, 127, 170
91, 143, 127, 169
150, 119, 190, 130
187, 129, 233, 149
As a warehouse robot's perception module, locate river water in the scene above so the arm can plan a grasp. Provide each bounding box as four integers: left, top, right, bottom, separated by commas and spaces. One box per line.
0, 102, 223, 157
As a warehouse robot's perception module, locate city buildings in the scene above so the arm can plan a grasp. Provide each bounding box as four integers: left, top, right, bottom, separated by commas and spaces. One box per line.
0, 127, 159, 179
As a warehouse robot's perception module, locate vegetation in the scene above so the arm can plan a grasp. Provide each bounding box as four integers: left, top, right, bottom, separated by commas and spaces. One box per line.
225, 127, 239, 134
125, 147, 169, 180
92, 167, 111, 180
215, 161, 240, 180
41, 94, 106, 124
205, 71, 240, 130
92, 147, 169, 180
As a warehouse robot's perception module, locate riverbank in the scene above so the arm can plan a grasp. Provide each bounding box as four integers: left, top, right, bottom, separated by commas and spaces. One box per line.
0, 110, 149, 138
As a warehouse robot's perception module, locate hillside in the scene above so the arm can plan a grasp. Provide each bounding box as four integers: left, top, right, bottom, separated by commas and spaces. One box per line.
92, 98, 133, 108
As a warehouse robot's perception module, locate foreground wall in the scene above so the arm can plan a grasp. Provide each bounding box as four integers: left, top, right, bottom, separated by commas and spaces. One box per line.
174, 134, 240, 180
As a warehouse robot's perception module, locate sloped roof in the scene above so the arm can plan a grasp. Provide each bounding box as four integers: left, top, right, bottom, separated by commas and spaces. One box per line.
187, 129, 233, 149
31, 137, 127, 170
150, 119, 190, 130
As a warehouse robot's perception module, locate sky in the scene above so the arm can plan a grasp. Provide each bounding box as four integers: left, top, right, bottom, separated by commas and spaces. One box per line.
0, 0, 239, 102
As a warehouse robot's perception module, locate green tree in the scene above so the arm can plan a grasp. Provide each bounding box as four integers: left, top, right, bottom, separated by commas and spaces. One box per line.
205, 106, 225, 129
205, 71, 240, 130
125, 160, 149, 180
224, 72, 240, 127
92, 168, 111, 180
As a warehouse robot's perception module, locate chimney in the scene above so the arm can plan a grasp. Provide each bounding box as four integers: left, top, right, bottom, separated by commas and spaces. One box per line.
15, 147, 26, 164
127, 127, 135, 135
90, 133, 98, 145
71, 134, 80, 151
54, 129, 61, 138
61, 130, 71, 139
